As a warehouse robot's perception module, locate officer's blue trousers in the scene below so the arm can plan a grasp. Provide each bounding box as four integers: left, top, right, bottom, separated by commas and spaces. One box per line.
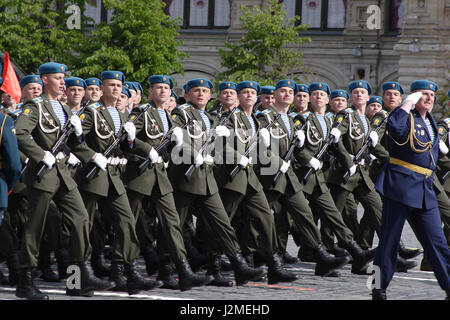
374, 198, 450, 290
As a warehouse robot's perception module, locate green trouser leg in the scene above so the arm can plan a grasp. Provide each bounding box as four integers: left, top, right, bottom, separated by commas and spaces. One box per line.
128, 189, 186, 262
81, 190, 140, 264
19, 186, 90, 268
309, 201, 335, 251
273, 203, 293, 254
265, 186, 321, 250
220, 188, 278, 257
173, 190, 240, 257
0, 210, 19, 257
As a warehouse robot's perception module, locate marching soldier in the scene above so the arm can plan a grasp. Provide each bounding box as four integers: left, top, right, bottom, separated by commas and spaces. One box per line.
14, 62, 114, 299
169, 78, 265, 286
372, 80, 450, 300
255, 79, 350, 277
116, 86, 131, 114
72, 70, 163, 295
84, 77, 102, 103
124, 75, 213, 291
254, 85, 275, 114
20, 75, 43, 109
293, 83, 310, 114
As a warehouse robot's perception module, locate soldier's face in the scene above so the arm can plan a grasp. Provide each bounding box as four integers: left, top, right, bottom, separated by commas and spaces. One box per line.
65, 86, 85, 106
329, 97, 347, 113
274, 87, 294, 106
86, 85, 102, 102
22, 83, 43, 103
350, 88, 370, 107
260, 94, 275, 108
366, 103, 382, 119
238, 88, 257, 109
149, 83, 171, 105
382, 89, 402, 111
42, 73, 65, 98
218, 89, 237, 108
294, 92, 309, 112
102, 79, 122, 100
414, 89, 434, 113
188, 87, 211, 108
310, 90, 329, 111
115, 93, 129, 113
164, 97, 177, 112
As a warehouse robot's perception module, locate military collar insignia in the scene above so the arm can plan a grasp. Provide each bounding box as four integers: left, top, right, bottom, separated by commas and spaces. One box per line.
302, 111, 311, 119
178, 103, 190, 111
288, 112, 297, 118
32, 97, 44, 103
88, 102, 101, 109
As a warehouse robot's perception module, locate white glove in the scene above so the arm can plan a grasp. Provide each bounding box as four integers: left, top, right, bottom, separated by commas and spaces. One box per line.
67, 153, 80, 166
368, 153, 377, 166
194, 153, 204, 167
215, 125, 230, 137
279, 160, 291, 174
295, 130, 305, 148
260, 128, 270, 148
330, 127, 341, 144
93, 153, 107, 171
369, 131, 379, 147
308, 157, 322, 171
123, 122, 136, 141
42, 151, 56, 169
439, 140, 449, 155
171, 127, 183, 148
204, 154, 214, 164
149, 148, 159, 164
348, 164, 357, 177
404, 92, 423, 105
70, 115, 83, 136
239, 155, 250, 168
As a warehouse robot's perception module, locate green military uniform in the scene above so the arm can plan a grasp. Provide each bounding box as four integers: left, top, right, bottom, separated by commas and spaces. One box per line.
73, 100, 140, 264
436, 118, 450, 246
15, 94, 91, 269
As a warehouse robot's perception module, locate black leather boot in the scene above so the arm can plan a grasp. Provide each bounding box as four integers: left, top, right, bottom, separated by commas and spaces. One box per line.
55, 248, 70, 280
6, 251, 20, 286
313, 244, 350, 277
267, 253, 298, 284
0, 269, 10, 285
206, 254, 233, 287
109, 262, 128, 292
91, 249, 111, 278
343, 240, 375, 274
228, 253, 265, 285
174, 258, 213, 292
396, 255, 417, 272
142, 245, 160, 276
297, 246, 317, 263
282, 251, 299, 264
157, 258, 179, 290
420, 254, 432, 271
184, 235, 208, 273
16, 268, 49, 300
38, 247, 59, 283
372, 288, 387, 300
124, 260, 163, 295
78, 261, 115, 292
446, 289, 449, 300
399, 242, 422, 260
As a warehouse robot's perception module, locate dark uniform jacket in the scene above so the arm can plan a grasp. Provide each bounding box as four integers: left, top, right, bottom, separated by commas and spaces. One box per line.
436, 117, 449, 192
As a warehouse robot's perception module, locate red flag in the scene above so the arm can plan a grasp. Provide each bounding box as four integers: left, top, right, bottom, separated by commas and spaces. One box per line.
0, 52, 22, 104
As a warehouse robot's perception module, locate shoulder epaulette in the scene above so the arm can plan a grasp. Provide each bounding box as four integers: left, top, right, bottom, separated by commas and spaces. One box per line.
32, 97, 43, 103
288, 112, 297, 118
178, 103, 190, 111
16, 102, 23, 109
325, 112, 334, 118
88, 102, 101, 109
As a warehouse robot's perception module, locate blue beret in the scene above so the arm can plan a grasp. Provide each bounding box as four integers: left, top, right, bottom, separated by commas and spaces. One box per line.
309, 82, 331, 95
85, 77, 101, 87
121, 86, 131, 98
218, 81, 237, 92
101, 70, 125, 83
260, 85, 276, 95
19, 75, 43, 89
410, 80, 438, 92
171, 90, 178, 100
236, 81, 260, 94
294, 84, 310, 95
382, 81, 404, 94
124, 81, 138, 92
148, 75, 174, 89
38, 62, 67, 75
185, 78, 213, 92
348, 80, 372, 95
275, 79, 296, 91
133, 82, 143, 94
367, 96, 384, 107
330, 89, 349, 100
65, 77, 86, 89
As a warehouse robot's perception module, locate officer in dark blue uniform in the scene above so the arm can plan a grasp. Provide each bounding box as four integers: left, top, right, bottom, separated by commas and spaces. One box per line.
373, 80, 450, 300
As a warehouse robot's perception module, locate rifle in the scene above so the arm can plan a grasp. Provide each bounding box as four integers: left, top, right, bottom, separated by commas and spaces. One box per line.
342, 115, 388, 184
302, 112, 349, 184
84, 103, 151, 182
229, 113, 282, 181
36, 101, 89, 182
443, 171, 449, 181
273, 113, 313, 185
137, 115, 194, 175
184, 106, 237, 181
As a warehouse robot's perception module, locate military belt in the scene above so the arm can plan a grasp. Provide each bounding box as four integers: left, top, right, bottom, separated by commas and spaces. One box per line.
390, 157, 433, 177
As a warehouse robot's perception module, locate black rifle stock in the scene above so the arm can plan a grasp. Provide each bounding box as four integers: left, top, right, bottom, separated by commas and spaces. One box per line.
342, 115, 387, 184
273, 113, 312, 185
84, 103, 151, 182
302, 112, 349, 184
229, 113, 282, 181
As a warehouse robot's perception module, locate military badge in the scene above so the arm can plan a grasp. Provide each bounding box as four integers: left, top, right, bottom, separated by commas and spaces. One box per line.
374, 118, 380, 125
80, 114, 86, 120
